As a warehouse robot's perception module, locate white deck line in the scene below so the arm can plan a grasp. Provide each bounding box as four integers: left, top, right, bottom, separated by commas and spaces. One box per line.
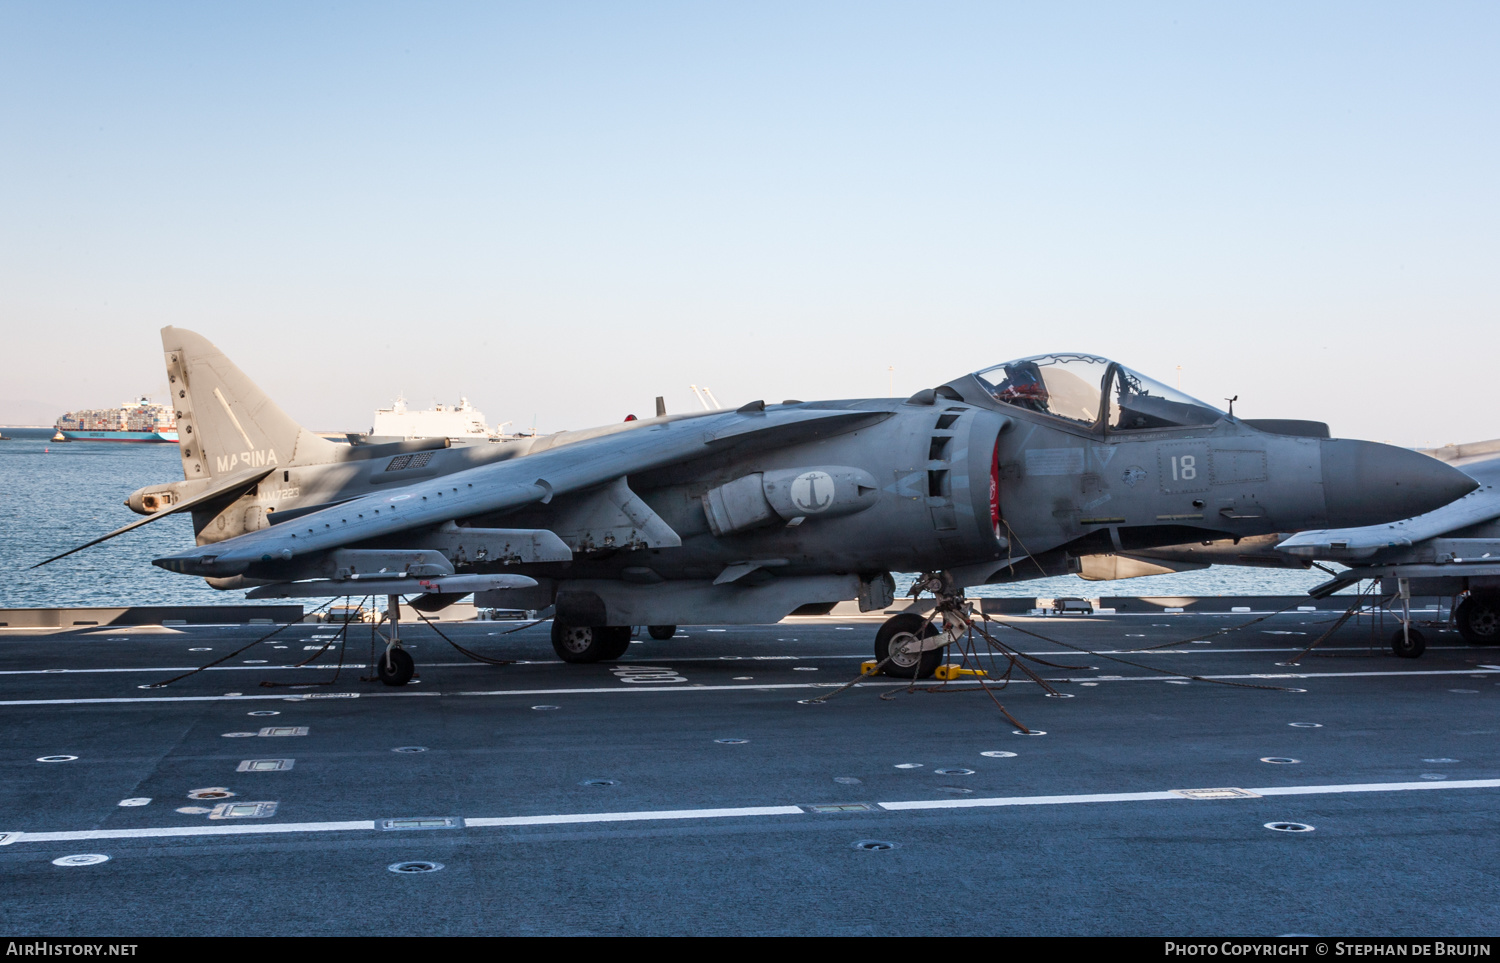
0, 667, 1495, 708
3, 780, 1495, 846
12, 820, 376, 843
876, 779, 1500, 811
0, 645, 1474, 676
463, 806, 805, 827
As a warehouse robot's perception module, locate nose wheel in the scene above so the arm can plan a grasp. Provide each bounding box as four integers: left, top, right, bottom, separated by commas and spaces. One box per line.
874, 613, 943, 679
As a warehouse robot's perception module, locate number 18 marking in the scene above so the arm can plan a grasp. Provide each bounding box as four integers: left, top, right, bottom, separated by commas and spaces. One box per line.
1171, 455, 1197, 481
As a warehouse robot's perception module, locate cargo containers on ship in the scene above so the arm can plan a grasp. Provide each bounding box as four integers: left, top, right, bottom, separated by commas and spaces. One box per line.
54, 397, 178, 443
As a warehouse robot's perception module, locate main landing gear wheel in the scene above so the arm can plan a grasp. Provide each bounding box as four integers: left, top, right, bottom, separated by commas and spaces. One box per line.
376, 648, 415, 686
648, 625, 677, 640
1391, 627, 1426, 659
551, 623, 632, 663
875, 613, 943, 680
1455, 594, 1500, 646
599, 626, 632, 660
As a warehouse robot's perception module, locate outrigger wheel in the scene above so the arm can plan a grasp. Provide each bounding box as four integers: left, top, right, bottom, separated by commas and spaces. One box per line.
1454, 593, 1500, 646
875, 613, 943, 680
376, 648, 415, 686
551, 622, 632, 663
1391, 627, 1426, 659
648, 625, 677, 640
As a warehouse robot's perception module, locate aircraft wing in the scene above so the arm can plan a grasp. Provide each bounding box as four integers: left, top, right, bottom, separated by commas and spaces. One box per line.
153, 406, 887, 577
1277, 452, 1500, 561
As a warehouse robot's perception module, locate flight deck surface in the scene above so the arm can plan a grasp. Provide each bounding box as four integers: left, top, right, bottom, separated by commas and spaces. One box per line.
0, 610, 1496, 936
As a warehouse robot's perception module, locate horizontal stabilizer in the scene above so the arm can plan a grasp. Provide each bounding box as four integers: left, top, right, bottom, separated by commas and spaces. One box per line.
33, 466, 275, 568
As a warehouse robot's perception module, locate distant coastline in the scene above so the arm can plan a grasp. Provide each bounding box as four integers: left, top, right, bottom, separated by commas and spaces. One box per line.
0, 427, 62, 439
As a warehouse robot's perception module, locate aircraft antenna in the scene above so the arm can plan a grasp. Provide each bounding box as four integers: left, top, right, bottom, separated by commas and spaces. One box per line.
689, 385, 710, 411
703, 387, 722, 410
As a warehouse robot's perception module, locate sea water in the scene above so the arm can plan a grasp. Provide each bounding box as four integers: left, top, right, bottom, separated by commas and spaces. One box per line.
0, 430, 1346, 609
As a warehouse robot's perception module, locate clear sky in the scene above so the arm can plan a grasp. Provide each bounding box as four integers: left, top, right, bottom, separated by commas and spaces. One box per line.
1, 2, 1495, 444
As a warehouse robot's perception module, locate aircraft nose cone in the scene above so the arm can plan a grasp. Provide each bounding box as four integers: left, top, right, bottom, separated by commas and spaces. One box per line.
1321, 439, 1478, 527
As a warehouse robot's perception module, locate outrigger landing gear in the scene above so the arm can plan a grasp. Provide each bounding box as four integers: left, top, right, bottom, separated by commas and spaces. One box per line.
873, 572, 969, 680
1391, 578, 1426, 659
647, 625, 677, 640
376, 594, 416, 686
551, 622, 632, 663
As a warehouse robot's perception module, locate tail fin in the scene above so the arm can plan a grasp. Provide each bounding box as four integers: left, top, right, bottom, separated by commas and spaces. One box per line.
161, 326, 338, 481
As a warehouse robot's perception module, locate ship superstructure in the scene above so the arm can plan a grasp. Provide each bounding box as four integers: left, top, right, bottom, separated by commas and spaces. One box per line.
354, 396, 499, 445
55, 397, 178, 443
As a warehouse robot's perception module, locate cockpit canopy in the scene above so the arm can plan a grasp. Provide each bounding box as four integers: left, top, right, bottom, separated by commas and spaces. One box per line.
971, 354, 1225, 431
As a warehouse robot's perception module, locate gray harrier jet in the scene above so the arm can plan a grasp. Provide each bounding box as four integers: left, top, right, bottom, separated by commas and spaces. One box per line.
1274, 437, 1500, 656
1072, 438, 1500, 658
46, 329, 1475, 685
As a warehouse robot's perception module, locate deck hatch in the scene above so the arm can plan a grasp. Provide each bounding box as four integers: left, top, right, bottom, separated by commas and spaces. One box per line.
803, 803, 878, 814
238, 759, 294, 772
1171, 788, 1262, 800
379, 817, 460, 831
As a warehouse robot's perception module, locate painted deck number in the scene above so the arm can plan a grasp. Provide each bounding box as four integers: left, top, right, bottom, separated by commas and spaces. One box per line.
258, 727, 309, 737
611, 666, 686, 684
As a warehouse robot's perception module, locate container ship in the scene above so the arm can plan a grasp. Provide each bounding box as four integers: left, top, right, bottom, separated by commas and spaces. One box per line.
54, 397, 179, 443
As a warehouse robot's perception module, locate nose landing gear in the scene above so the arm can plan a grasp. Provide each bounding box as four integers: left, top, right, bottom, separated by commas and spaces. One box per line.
872, 573, 970, 679
1391, 578, 1426, 659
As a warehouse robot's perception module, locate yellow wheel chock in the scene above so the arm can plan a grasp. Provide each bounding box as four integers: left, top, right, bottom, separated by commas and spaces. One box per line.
864, 663, 990, 678
861, 661, 987, 680
932, 664, 987, 681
